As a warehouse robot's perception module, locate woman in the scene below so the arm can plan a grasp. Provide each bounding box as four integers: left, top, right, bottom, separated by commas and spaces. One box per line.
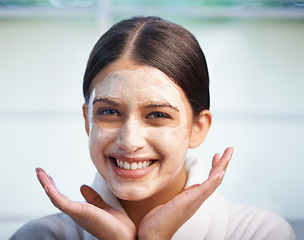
11, 16, 295, 240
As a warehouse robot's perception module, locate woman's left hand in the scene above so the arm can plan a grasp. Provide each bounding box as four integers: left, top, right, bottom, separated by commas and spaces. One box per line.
137, 147, 233, 240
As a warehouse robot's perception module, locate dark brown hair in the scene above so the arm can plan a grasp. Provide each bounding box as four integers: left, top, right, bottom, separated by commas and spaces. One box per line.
83, 16, 210, 115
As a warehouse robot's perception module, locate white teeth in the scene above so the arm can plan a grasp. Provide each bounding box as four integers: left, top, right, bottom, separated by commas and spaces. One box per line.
115, 159, 152, 170
124, 162, 130, 170
142, 161, 147, 168
131, 162, 137, 170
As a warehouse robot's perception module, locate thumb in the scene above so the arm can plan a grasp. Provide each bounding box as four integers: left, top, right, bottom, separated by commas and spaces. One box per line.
80, 185, 112, 210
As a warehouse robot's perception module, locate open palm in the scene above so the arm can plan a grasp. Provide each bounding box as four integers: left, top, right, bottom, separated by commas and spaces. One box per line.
36, 168, 136, 240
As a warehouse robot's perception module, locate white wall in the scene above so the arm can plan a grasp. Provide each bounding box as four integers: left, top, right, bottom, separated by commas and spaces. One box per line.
1, 16, 303, 239
187, 20, 304, 220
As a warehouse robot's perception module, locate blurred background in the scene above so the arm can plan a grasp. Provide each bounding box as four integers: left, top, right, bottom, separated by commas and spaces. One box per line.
0, 0, 303, 239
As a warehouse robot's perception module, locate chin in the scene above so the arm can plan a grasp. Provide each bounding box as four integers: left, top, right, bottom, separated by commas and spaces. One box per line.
110, 184, 156, 201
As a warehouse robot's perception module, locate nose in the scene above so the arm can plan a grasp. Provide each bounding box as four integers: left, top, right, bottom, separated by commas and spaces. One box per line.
116, 117, 146, 153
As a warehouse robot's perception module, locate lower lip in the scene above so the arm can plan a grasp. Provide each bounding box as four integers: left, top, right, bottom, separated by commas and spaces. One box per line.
110, 159, 157, 179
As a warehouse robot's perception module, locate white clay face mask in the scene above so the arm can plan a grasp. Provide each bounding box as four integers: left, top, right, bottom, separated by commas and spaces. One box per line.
87, 64, 194, 201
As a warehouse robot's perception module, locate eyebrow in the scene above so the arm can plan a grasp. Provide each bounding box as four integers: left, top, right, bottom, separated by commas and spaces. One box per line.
93, 97, 179, 112
144, 103, 179, 112
93, 97, 120, 106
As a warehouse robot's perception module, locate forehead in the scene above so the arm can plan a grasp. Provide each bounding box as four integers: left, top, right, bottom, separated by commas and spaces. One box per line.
91, 66, 187, 106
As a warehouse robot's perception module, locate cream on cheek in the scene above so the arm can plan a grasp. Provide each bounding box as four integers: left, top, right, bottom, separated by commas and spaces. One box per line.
145, 105, 190, 177
121, 108, 190, 199
138, 70, 190, 177
87, 90, 118, 179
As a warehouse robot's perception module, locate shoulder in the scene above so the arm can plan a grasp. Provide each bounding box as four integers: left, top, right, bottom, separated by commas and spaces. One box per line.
226, 202, 296, 240
10, 213, 86, 240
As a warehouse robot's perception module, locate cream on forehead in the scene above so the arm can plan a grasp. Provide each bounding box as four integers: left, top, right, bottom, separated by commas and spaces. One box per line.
91, 68, 183, 107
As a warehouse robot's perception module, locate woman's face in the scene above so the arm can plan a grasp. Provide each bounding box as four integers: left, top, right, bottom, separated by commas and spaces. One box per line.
85, 59, 197, 201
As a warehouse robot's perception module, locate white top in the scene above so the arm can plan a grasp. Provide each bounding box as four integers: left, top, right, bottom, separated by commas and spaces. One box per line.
10, 157, 296, 240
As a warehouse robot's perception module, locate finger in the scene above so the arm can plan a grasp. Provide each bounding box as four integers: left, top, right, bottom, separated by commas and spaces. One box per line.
209, 147, 233, 176
44, 181, 92, 217
178, 148, 233, 208
201, 148, 234, 199
200, 170, 224, 199
211, 153, 220, 168
191, 148, 233, 204
80, 185, 112, 210
185, 147, 233, 202
180, 153, 230, 209
219, 147, 233, 168
182, 184, 200, 192
36, 168, 80, 213
168, 171, 224, 221
49, 175, 56, 186
44, 184, 69, 209
36, 168, 56, 189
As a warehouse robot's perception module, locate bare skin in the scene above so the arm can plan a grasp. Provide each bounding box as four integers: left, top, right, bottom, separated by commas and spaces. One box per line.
36, 147, 233, 240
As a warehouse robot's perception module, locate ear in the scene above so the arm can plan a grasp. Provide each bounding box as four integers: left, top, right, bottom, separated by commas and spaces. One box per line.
189, 110, 212, 149
82, 103, 90, 136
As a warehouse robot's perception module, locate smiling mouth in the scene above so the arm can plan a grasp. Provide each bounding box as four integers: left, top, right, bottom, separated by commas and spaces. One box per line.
109, 156, 155, 170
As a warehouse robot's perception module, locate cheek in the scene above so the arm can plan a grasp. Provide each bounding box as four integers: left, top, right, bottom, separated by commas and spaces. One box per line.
154, 100, 192, 160
148, 124, 190, 167
89, 123, 118, 161
164, 128, 189, 152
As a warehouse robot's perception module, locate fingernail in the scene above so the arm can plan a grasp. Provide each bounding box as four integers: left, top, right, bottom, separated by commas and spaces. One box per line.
230, 147, 234, 154
228, 147, 234, 161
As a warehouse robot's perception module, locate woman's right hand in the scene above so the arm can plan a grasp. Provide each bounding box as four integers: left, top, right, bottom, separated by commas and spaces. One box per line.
36, 168, 137, 240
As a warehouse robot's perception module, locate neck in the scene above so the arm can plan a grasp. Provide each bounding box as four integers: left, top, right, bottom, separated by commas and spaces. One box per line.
119, 165, 187, 230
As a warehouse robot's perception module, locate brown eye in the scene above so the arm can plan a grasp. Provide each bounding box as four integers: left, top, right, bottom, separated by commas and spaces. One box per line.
148, 112, 171, 119
97, 108, 120, 116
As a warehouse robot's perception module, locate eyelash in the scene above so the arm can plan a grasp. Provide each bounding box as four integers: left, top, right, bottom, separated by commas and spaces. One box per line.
147, 112, 172, 119
97, 108, 120, 116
